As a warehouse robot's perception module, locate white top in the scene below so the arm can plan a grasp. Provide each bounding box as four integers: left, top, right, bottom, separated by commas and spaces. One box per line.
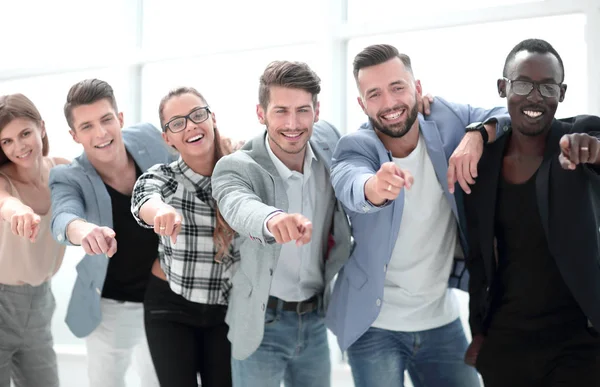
373, 134, 461, 332
264, 136, 335, 301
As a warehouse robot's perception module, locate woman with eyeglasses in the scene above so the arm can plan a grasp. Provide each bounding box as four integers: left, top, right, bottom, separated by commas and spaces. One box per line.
0, 94, 69, 387
131, 87, 239, 387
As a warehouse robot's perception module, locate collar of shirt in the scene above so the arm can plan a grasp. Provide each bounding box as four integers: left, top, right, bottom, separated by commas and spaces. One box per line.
264, 133, 318, 182
173, 156, 212, 197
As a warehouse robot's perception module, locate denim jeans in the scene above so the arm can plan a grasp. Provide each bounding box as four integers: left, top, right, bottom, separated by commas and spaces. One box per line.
347, 318, 480, 387
231, 303, 330, 387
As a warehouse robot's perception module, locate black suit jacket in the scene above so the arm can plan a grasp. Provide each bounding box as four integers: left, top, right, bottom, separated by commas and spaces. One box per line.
465, 115, 600, 335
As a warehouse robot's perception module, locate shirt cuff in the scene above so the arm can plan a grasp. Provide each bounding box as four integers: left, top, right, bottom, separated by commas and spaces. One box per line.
263, 210, 283, 237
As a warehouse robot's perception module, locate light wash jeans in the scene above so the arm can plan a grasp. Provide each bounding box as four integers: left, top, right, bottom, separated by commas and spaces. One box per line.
232, 303, 330, 387
85, 298, 158, 387
346, 318, 480, 387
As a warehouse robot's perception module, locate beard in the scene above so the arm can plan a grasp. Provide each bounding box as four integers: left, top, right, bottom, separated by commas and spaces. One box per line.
369, 101, 419, 139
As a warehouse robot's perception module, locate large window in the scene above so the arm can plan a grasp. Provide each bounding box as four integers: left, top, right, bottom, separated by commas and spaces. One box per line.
140, 44, 328, 139
346, 14, 587, 130
347, 0, 545, 23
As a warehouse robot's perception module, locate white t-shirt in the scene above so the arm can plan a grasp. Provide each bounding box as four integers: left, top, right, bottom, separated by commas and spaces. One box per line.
372, 134, 461, 332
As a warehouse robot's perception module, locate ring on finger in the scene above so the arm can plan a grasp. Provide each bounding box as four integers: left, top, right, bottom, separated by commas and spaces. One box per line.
386, 184, 392, 192
159, 226, 166, 231
581, 146, 589, 151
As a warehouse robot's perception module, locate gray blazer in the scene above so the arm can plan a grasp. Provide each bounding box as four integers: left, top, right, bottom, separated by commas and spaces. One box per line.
49, 123, 176, 338
212, 120, 353, 360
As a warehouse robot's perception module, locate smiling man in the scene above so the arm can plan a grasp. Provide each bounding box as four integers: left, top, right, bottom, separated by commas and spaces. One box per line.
328, 44, 510, 387
211, 61, 352, 387
49, 79, 175, 387
463, 39, 600, 386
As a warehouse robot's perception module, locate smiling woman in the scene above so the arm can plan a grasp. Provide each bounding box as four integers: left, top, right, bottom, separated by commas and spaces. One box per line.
130, 86, 239, 386
0, 93, 68, 387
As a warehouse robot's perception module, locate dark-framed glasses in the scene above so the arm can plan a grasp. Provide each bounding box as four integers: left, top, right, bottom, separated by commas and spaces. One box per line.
503, 77, 562, 98
164, 106, 211, 133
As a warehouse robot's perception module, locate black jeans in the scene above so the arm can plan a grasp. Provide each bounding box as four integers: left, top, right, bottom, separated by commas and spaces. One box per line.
144, 274, 232, 387
476, 321, 600, 387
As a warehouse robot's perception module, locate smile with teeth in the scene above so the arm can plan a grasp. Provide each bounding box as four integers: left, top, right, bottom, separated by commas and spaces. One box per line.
282, 132, 303, 139
186, 134, 204, 143
95, 140, 113, 149
523, 110, 543, 118
16, 150, 32, 159
382, 109, 406, 120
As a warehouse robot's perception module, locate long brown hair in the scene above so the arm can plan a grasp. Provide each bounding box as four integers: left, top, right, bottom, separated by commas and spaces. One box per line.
158, 87, 234, 262
0, 94, 49, 167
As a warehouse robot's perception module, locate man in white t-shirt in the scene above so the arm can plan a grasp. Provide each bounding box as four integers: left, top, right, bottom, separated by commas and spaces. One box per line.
327, 43, 509, 386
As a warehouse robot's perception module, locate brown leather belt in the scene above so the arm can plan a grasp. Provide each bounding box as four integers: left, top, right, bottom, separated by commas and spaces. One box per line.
267, 295, 319, 315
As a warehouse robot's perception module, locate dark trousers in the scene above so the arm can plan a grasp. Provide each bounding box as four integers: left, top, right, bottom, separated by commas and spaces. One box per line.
476, 321, 600, 387
144, 274, 232, 387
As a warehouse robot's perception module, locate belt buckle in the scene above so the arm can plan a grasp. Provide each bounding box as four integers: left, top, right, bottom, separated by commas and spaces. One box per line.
296, 300, 312, 315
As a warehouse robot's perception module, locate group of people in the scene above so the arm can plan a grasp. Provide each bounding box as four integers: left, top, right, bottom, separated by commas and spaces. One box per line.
0, 37, 598, 387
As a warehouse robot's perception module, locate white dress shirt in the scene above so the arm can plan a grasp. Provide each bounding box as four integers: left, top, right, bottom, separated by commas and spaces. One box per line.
263, 135, 335, 302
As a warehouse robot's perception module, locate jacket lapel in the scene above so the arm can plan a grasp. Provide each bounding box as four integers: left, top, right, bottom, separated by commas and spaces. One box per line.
78, 153, 113, 228
420, 121, 459, 216
535, 120, 566, 244
248, 132, 289, 212
475, 135, 508, 276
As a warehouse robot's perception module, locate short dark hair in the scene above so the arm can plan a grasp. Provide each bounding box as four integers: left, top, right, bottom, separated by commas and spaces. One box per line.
353, 44, 413, 81
258, 61, 321, 110
503, 39, 565, 82
64, 79, 119, 129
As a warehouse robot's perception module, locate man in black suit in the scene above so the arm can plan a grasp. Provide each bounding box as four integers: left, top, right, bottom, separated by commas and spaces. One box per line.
463, 38, 600, 387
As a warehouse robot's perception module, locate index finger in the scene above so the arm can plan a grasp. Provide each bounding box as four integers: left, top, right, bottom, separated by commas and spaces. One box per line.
398, 169, 414, 189
297, 221, 313, 246
170, 223, 182, 245
569, 136, 581, 165
30, 223, 40, 242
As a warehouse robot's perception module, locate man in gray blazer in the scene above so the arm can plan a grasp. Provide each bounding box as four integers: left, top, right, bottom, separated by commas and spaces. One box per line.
212, 61, 353, 387
49, 79, 173, 387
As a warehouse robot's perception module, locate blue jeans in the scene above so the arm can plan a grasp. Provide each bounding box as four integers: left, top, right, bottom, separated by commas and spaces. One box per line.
231, 304, 330, 387
347, 318, 480, 387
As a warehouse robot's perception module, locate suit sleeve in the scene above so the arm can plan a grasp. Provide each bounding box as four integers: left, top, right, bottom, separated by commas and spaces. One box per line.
49, 166, 86, 246
330, 134, 392, 215
439, 98, 510, 142
463, 194, 487, 336
211, 156, 281, 246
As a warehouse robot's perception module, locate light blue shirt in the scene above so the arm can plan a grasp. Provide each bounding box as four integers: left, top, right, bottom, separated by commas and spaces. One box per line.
264, 135, 334, 301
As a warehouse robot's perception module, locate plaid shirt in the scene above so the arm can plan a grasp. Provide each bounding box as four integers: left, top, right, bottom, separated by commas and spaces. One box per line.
131, 157, 239, 305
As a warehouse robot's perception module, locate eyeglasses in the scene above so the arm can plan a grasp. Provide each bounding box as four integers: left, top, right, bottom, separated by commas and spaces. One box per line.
503, 78, 562, 98
164, 106, 211, 133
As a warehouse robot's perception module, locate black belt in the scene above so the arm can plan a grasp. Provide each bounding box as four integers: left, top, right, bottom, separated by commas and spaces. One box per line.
267, 295, 319, 314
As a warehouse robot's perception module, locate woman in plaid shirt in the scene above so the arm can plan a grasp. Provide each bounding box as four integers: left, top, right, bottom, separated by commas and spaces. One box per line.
131, 87, 239, 387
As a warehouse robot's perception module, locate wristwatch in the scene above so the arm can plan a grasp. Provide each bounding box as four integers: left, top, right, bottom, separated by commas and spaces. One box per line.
465, 122, 489, 144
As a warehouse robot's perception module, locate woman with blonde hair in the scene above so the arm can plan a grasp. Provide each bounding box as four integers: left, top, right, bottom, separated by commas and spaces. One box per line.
0, 94, 68, 386
131, 87, 239, 387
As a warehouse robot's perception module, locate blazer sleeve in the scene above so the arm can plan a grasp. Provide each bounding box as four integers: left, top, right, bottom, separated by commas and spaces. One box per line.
49, 166, 86, 246
463, 190, 487, 336
211, 155, 280, 246
330, 134, 392, 215
438, 98, 510, 142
